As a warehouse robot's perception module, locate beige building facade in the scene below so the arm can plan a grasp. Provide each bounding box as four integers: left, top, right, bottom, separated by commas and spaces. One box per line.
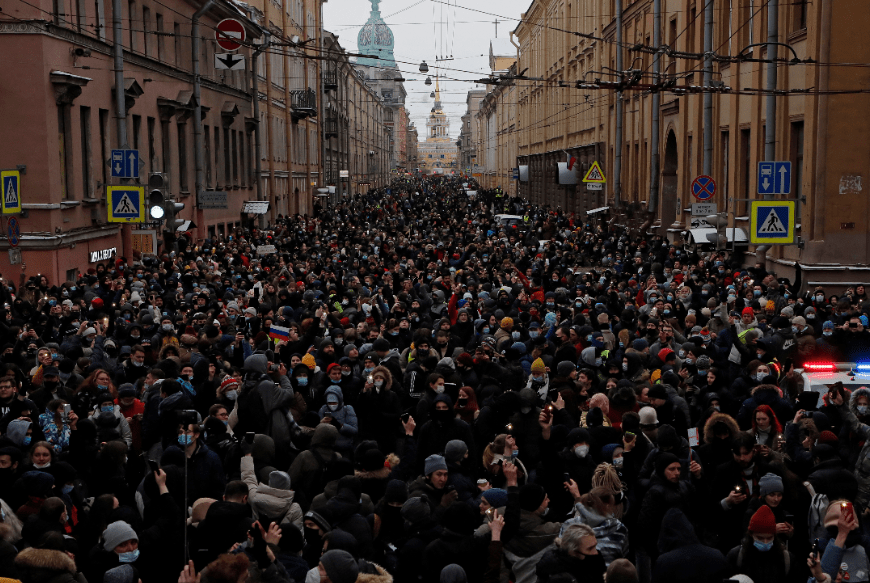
514, 0, 870, 285
474, 45, 518, 195
418, 80, 457, 174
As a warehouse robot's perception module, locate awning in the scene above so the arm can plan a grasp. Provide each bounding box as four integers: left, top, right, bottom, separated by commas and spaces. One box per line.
687, 227, 749, 244
586, 206, 610, 215
242, 201, 271, 214
176, 220, 196, 232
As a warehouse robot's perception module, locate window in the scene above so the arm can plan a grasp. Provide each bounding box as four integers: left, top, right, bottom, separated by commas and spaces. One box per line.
721, 130, 730, 200
147, 116, 156, 171
160, 119, 170, 174
142, 6, 150, 56
156, 13, 164, 60
94, 0, 105, 39
741, 0, 754, 50
790, 121, 804, 217
214, 125, 222, 186
174, 22, 181, 66
794, 0, 807, 30
177, 122, 188, 192
204, 125, 212, 188
223, 127, 231, 185
80, 106, 92, 198
99, 109, 109, 189
132, 114, 141, 152
740, 128, 751, 215
232, 129, 239, 185
57, 104, 73, 199
128, 0, 136, 51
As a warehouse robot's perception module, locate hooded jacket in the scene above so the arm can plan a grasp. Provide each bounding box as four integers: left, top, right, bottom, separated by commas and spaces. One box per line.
652, 508, 728, 583
288, 424, 339, 510
355, 365, 402, 452
14, 547, 86, 583
240, 455, 303, 529
560, 502, 629, 567
317, 386, 359, 453
236, 353, 296, 466
839, 389, 870, 509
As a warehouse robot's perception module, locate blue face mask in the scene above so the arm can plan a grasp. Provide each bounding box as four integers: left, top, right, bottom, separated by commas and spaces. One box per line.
118, 549, 140, 563
858, 405, 869, 416
97, 384, 108, 391
101, 405, 113, 413
529, 331, 539, 339
331, 378, 341, 384
22, 436, 31, 446
297, 377, 309, 386
482, 327, 490, 334
363, 367, 374, 374
753, 290, 762, 297
62, 484, 74, 494
753, 540, 773, 552
178, 434, 194, 447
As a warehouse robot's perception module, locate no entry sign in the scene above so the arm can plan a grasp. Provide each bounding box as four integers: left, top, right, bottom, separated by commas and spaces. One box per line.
216, 19, 245, 51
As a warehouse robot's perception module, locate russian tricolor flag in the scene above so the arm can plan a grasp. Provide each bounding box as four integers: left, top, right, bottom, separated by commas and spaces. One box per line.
269, 325, 290, 342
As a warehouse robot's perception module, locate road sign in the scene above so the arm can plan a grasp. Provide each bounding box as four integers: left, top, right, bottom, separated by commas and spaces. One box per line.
750, 200, 795, 244
215, 53, 246, 70
216, 19, 245, 51
110, 149, 139, 179
582, 161, 606, 183
8, 249, 21, 265
107, 186, 144, 222
198, 191, 228, 209
339, 170, 349, 178
757, 161, 791, 195
7, 216, 20, 247
691, 175, 716, 201
692, 203, 717, 216
586, 183, 603, 191
1, 170, 21, 214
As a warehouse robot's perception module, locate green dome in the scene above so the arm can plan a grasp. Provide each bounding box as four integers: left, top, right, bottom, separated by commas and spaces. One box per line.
357, 0, 397, 69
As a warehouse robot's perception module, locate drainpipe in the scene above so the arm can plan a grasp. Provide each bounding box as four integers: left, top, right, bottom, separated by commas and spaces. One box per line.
191, 0, 214, 233
112, 0, 132, 260
703, 0, 713, 176
252, 31, 271, 228
758, 0, 778, 267
614, 0, 623, 208
647, 0, 661, 219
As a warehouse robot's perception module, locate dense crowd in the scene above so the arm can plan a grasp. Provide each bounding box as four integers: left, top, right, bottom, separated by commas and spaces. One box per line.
0, 177, 867, 583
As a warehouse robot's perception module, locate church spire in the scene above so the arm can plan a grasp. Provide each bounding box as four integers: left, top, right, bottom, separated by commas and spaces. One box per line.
434, 74, 442, 110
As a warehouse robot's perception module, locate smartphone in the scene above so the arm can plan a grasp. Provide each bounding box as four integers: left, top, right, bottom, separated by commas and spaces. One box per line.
245, 432, 255, 444
784, 512, 794, 524
400, 412, 410, 423
734, 484, 743, 494
811, 538, 820, 561
62, 404, 71, 420
505, 423, 513, 433
145, 457, 159, 474
367, 375, 374, 384
446, 485, 456, 494
624, 431, 636, 442
841, 501, 854, 522
484, 507, 494, 519
563, 472, 571, 484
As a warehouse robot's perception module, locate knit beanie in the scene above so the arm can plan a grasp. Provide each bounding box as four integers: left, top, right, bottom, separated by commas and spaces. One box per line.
654, 452, 680, 477
500, 317, 514, 329
320, 550, 359, 583
424, 454, 448, 476
444, 440, 468, 464
268, 471, 292, 491
748, 505, 777, 535
758, 473, 784, 497
632, 338, 649, 351
103, 565, 137, 583
601, 442, 620, 463
456, 353, 474, 368
819, 430, 839, 445
102, 521, 138, 552
556, 361, 576, 378
384, 479, 408, 504
481, 488, 508, 509
518, 483, 546, 512
531, 358, 546, 374
301, 353, 316, 368
401, 496, 431, 525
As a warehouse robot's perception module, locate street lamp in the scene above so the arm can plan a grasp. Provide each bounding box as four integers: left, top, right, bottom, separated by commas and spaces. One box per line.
425, 76, 432, 86
419, 61, 429, 73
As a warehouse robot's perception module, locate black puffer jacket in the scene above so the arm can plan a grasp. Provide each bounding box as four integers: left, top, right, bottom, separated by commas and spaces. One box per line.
534, 546, 607, 583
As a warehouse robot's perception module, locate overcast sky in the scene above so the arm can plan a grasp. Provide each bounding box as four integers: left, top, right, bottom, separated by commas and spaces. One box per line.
323, 0, 531, 139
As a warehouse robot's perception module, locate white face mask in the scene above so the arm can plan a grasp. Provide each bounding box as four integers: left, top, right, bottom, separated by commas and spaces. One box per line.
612, 457, 624, 468
305, 568, 320, 583
434, 384, 445, 394
328, 403, 339, 412
574, 445, 589, 458
756, 371, 768, 382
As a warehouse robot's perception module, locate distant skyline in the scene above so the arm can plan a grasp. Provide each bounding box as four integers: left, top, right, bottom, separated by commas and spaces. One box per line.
322, 0, 529, 139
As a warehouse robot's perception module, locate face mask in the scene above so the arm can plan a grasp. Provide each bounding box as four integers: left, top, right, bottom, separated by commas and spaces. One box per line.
118, 549, 140, 563
532, 375, 544, 384
612, 457, 624, 468
62, 484, 74, 494
684, 358, 693, 366
297, 377, 308, 386
858, 405, 869, 416
43, 380, 58, 392
374, 379, 384, 388
364, 366, 374, 374
807, 313, 815, 319
178, 434, 194, 447
622, 362, 629, 371
698, 369, 707, 376
225, 390, 238, 401
331, 377, 341, 384
434, 384, 445, 394
756, 371, 768, 382
341, 370, 351, 377
512, 331, 521, 341
328, 403, 339, 411
753, 540, 773, 552
823, 330, 833, 337
433, 409, 452, 423
23, 436, 31, 446
162, 324, 173, 332
816, 295, 824, 302
457, 398, 468, 407
101, 405, 113, 413
529, 331, 539, 339
97, 384, 108, 391
574, 445, 589, 458
334, 338, 344, 346
305, 568, 321, 583
33, 461, 50, 469
791, 326, 800, 334
482, 327, 490, 335
753, 290, 762, 297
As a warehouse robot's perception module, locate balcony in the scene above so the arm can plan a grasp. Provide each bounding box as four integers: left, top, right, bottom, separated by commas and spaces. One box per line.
290, 89, 317, 121
325, 117, 338, 139
323, 70, 338, 91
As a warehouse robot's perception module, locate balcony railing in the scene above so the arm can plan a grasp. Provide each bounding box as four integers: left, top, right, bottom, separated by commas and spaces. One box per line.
290, 89, 317, 120
325, 118, 338, 139
323, 70, 338, 91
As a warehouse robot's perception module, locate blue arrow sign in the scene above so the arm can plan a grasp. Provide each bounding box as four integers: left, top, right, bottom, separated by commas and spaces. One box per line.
125, 150, 139, 179
111, 150, 125, 178
758, 161, 791, 195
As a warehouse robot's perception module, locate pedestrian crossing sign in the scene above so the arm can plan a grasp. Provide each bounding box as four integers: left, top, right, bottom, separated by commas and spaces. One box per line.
750, 200, 795, 244
582, 161, 607, 184
0, 170, 21, 214
107, 186, 144, 223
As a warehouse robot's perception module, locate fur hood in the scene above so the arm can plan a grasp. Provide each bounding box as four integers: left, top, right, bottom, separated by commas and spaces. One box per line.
702, 412, 740, 444
354, 454, 399, 481
849, 387, 870, 416
356, 561, 393, 583
14, 547, 77, 573
370, 366, 393, 392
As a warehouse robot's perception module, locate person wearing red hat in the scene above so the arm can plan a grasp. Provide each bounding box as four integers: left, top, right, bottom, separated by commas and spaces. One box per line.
726, 504, 795, 582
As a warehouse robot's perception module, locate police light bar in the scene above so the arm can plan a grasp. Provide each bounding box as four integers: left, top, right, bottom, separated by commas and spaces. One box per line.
803, 363, 836, 372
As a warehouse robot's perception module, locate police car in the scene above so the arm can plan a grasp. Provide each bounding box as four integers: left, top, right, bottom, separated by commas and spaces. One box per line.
798, 362, 870, 407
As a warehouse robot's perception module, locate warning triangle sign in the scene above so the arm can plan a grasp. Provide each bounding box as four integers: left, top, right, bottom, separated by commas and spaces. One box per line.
759, 209, 787, 234
4, 179, 16, 205
583, 161, 607, 183
113, 193, 137, 215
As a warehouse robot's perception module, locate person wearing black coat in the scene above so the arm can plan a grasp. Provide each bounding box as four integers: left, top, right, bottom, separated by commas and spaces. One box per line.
538, 427, 597, 521
652, 508, 728, 583
355, 365, 403, 454
324, 483, 374, 559
422, 502, 489, 583
534, 522, 607, 583
416, 395, 475, 473
807, 444, 859, 502
637, 452, 696, 559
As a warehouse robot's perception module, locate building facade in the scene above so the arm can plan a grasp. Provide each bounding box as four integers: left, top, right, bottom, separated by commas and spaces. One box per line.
513, 0, 870, 285
418, 79, 458, 174
458, 89, 485, 173
0, 0, 259, 282
474, 42, 518, 194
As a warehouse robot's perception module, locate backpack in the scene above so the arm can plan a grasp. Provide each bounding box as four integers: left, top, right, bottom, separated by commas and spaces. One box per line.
806, 487, 831, 544
235, 381, 267, 436
295, 448, 338, 512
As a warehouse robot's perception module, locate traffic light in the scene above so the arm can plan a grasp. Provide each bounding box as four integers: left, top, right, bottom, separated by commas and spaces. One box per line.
148, 173, 167, 220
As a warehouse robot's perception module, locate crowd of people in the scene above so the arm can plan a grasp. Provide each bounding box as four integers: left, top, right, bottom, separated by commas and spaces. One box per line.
0, 176, 866, 583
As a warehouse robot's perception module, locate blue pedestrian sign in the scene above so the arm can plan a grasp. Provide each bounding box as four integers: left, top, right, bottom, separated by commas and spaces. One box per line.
0, 170, 21, 214
757, 161, 791, 195
750, 200, 795, 244
107, 186, 144, 223
110, 149, 139, 179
